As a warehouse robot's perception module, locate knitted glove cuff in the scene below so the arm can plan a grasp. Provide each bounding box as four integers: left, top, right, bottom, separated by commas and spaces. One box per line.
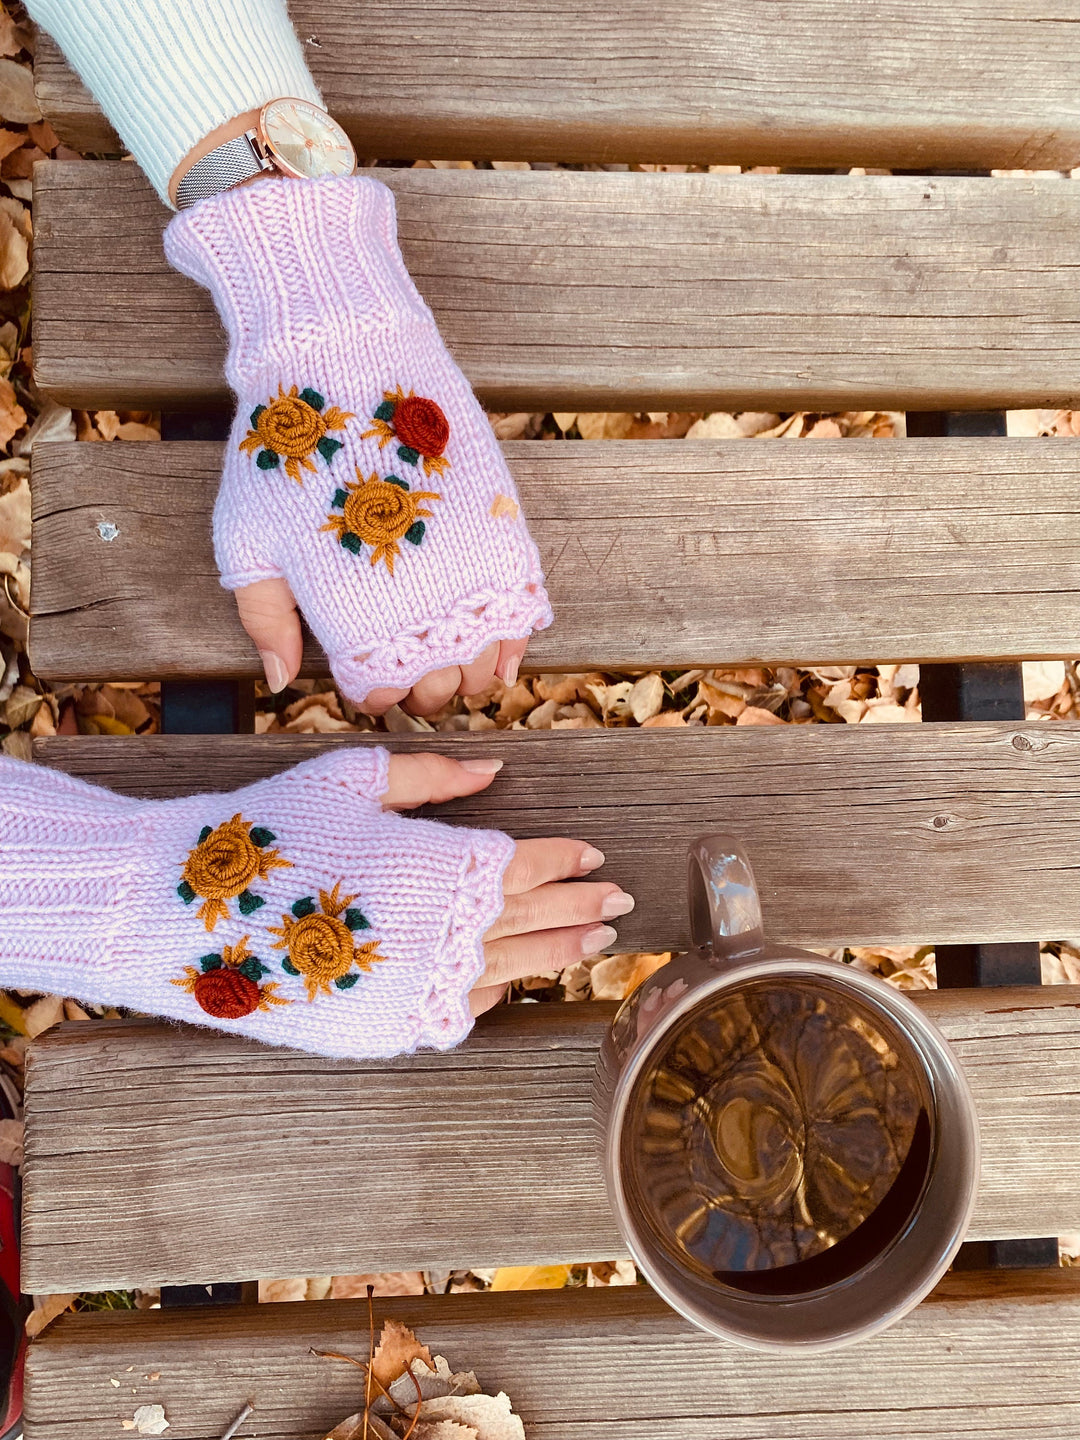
163, 176, 432, 392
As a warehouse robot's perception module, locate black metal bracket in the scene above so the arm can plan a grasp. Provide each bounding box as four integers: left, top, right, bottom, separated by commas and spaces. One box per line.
909, 409, 1057, 1268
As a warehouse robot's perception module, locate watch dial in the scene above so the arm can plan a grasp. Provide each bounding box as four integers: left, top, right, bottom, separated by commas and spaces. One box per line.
262, 99, 355, 180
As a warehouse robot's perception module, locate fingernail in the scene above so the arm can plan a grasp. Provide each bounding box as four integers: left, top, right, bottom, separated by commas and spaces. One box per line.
579, 845, 606, 872
461, 758, 504, 774
582, 924, 617, 956
601, 890, 635, 920
501, 655, 520, 686
259, 650, 290, 694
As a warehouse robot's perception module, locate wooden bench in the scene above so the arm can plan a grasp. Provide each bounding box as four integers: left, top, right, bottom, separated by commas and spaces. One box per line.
22, 4, 1080, 1435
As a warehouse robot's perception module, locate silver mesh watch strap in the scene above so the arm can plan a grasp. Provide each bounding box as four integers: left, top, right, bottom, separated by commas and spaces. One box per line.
175, 130, 272, 209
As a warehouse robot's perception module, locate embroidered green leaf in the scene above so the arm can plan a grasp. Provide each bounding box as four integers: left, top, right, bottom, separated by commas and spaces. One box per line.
332, 488, 348, 509
334, 972, 360, 990
374, 399, 396, 422
292, 896, 317, 918
238, 957, 268, 981
238, 890, 265, 916
249, 826, 276, 848
344, 908, 370, 932
397, 444, 420, 466
282, 957, 300, 976
405, 520, 426, 545
177, 881, 196, 904
197, 825, 213, 844
317, 436, 343, 463
299, 387, 325, 411
249, 404, 266, 428
200, 953, 223, 972
385, 474, 410, 491
256, 449, 280, 470
341, 531, 363, 554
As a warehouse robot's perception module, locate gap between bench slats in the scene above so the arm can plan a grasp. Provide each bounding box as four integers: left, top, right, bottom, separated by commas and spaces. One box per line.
24, 1273, 1080, 1440
21, 988, 1080, 1292
31, 164, 1080, 412
28, 437, 1080, 681
32, 726, 1080, 950
33, 3, 1080, 171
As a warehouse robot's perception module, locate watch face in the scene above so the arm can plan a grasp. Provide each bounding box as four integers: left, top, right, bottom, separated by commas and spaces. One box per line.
261, 98, 355, 180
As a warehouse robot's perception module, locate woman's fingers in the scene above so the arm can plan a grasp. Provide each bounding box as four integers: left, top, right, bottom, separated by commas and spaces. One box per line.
480, 922, 618, 991
363, 685, 411, 716
469, 982, 511, 1017
485, 880, 634, 942
496, 637, 528, 686
457, 642, 499, 698
233, 577, 303, 693
382, 751, 503, 809
403, 665, 463, 717
501, 837, 606, 895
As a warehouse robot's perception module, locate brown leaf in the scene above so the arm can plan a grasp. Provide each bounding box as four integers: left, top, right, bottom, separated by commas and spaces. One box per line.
25, 1293, 77, 1338
27, 118, 58, 152
23, 994, 64, 1038
640, 710, 685, 728
3, 683, 39, 728
371, 1318, 434, 1389
330, 1271, 425, 1298
0, 59, 38, 124
1, 142, 43, 179
0, 376, 26, 446
0, 128, 23, 163
628, 672, 664, 723
0, 1117, 22, 1166
575, 411, 635, 440
736, 706, 786, 726
494, 681, 535, 724
589, 951, 671, 1001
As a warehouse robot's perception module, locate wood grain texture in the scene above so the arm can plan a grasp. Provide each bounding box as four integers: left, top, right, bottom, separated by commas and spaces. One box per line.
29, 437, 1080, 680
22, 987, 1080, 1291
24, 1274, 1080, 1440
32, 163, 1080, 411
32, 725, 1080, 949
33, 2, 1080, 171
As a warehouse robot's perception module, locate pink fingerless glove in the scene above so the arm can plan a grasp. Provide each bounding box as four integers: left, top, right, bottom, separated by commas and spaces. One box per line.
0, 750, 513, 1058
163, 175, 552, 702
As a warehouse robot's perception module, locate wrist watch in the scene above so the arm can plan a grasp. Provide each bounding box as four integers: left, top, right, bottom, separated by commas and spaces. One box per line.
175, 97, 357, 209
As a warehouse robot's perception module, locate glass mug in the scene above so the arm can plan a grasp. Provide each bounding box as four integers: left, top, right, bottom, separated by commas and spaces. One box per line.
593, 835, 980, 1351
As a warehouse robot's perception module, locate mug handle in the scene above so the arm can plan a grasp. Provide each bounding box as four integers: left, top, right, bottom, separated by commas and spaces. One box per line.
687, 834, 766, 960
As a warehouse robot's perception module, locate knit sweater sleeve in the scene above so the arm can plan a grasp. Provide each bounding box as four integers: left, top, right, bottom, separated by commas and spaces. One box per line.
25, 0, 323, 206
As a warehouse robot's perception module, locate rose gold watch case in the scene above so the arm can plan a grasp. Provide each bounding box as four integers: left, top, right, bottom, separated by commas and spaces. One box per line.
257, 97, 356, 181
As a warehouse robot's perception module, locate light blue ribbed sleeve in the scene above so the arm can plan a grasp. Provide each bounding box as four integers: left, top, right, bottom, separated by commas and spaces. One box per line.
26, 0, 323, 205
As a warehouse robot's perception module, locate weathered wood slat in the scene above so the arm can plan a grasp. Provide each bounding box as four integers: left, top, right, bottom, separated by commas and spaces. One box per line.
32, 726, 1080, 950
29, 437, 1080, 681
24, 1274, 1080, 1440
32, 164, 1080, 411
34, 3, 1080, 171
22, 987, 1080, 1291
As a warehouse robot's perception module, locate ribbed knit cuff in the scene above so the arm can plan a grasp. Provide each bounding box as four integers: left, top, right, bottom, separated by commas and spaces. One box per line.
27, 0, 323, 205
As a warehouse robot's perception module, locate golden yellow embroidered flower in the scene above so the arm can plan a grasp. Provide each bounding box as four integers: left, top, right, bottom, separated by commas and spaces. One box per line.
269, 881, 384, 1001
239, 384, 353, 483
320, 469, 440, 574
178, 814, 292, 931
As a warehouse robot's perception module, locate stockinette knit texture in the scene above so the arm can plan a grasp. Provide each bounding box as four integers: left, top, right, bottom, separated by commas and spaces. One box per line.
0, 749, 513, 1059
164, 175, 552, 704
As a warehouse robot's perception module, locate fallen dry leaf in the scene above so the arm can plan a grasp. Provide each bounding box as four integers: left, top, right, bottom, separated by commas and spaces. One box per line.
628, 672, 664, 723
589, 952, 671, 1001
0, 58, 39, 124
25, 1293, 77, 1338
0, 205, 27, 290
331, 1272, 425, 1299
372, 1318, 434, 1388
0, 376, 25, 447
127, 1404, 169, 1435
489, 1265, 571, 1291
415, 1392, 525, 1440
0, 1116, 22, 1167
736, 705, 786, 726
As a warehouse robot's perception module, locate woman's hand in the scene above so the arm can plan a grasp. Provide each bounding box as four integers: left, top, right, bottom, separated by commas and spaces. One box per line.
382, 750, 635, 1012
236, 579, 528, 712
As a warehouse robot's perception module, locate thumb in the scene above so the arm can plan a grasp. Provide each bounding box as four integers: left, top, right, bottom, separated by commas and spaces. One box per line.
234, 578, 304, 693
383, 752, 504, 811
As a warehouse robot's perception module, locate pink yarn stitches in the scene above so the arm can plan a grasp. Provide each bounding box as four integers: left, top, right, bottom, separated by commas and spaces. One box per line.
0, 749, 513, 1059
163, 176, 552, 703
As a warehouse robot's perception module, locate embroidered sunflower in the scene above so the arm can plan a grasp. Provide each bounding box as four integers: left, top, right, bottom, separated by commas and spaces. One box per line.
172, 936, 292, 1020
361, 386, 451, 477
239, 384, 353, 483
320, 469, 440, 575
269, 881, 383, 1002
177, 814, 292, 931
